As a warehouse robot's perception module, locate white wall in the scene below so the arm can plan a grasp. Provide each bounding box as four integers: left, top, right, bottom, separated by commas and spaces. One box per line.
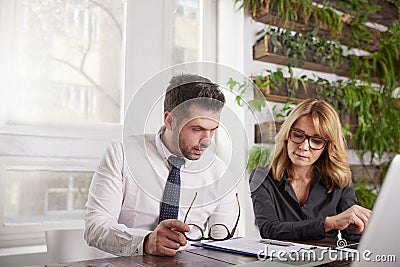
216, 1, 260, 238
125, 0, 165, 110
124, 0, 166, 132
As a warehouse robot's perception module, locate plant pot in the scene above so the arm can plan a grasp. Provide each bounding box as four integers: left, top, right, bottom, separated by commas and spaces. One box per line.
350, 164, 383, 184
252, 2, 384, 52
254, 121, 283, 143
253, 36, 350, 76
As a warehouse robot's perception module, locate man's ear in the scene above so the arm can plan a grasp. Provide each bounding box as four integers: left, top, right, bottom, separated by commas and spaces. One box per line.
164, 111, 174, 130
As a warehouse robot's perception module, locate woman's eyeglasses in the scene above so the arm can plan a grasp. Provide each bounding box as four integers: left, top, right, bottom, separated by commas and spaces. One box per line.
289, 128, 328, 150
183, 192, 240, 241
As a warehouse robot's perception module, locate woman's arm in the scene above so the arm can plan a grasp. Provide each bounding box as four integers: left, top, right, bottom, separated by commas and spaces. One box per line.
327, 185, 372, 241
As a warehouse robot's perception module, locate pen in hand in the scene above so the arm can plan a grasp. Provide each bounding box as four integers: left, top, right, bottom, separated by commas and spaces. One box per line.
259, 239, 294, 247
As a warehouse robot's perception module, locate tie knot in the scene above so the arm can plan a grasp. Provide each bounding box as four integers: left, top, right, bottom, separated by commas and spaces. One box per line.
168, 156, 185, 169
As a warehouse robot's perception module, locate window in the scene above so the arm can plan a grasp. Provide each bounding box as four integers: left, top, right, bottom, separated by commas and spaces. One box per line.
171, 0, 201, 64
0, 0, 216, 249
165, 0, 216, 66
5, 170, 92, 225
10, 0, 124, 125
0, 0, 126, 248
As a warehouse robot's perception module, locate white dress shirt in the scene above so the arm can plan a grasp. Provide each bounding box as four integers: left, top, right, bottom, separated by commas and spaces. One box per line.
84, 132, 238, 256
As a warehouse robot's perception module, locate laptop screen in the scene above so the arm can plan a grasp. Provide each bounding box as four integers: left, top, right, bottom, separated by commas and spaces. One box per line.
351, 154, 400, 267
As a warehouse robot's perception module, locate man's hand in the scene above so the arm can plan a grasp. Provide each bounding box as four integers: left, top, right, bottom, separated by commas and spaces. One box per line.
325, 205, 372, 233
144, 219, 190, 256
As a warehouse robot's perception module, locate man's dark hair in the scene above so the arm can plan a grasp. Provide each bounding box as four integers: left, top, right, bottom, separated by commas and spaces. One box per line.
164, 74, 225, 116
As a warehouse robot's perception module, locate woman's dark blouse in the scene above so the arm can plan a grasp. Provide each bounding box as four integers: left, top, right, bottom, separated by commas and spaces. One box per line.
251, 167, 360, 241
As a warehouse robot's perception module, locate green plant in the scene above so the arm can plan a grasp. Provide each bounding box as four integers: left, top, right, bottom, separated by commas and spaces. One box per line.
347, 54, 372, 82
353, 177, 378, 210
316, 77, 400, 162
272, 0, 344, 34
372, 22, 400, 90
312, 37, 343, 69
253, 67, 284, 91
234, 0, 344, 35
336, 0, 380, 49
227, 77, 267, 113
253, 67, 310, 99
233, 0, 267, 17
394, 0, 400, 13
272, 100, 295, 121
260, 27, 345, 69
286, 67, 308, 97
260, 27, 310, 67
269, 0, 303, 26
341, 122, 353, 144
246, 145, 272, 171
347, 22, 400, 90
309, 2, 344, 34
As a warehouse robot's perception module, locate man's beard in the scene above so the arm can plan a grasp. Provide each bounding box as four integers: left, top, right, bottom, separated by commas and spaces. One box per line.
171, 134, 202, 160
179, 141, 199, 160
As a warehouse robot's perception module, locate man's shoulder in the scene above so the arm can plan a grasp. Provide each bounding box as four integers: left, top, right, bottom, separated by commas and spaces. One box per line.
212, 154, 226, 166
105, 139, 123, 153
105, 134, 157, 155
120, 134, 156, 146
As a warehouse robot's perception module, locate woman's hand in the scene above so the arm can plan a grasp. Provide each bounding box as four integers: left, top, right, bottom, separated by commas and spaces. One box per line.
325, 205, 372, 233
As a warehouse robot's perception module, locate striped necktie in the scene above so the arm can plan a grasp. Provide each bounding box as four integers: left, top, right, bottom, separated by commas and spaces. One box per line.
158, 156, 185, 222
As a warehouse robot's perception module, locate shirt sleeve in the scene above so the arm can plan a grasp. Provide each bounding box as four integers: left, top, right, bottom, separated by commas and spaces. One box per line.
337, 183, 361, 242
84, 141, 151, 256
252, 183, 326, 240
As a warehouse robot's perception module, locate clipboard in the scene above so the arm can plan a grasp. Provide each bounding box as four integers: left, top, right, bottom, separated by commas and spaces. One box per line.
191, 237, 317, 258
192, 237, 261, 257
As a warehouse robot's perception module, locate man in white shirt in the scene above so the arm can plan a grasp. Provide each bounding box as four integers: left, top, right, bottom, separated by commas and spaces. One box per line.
84, 74, 239, 257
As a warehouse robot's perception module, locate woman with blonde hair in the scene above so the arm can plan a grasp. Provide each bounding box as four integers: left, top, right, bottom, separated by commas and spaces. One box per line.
251, 99, 371, 241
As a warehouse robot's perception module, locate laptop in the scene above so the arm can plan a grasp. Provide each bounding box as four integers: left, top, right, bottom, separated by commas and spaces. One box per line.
351, 154, 400, 267
235, 154, 400, 266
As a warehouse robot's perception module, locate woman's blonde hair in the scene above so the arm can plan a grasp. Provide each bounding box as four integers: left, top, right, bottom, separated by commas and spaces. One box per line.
272, 99, 351, 192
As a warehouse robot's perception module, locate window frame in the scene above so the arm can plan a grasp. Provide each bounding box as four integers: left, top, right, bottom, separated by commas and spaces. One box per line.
0, 156, 100, 248
0, 123, 121, 248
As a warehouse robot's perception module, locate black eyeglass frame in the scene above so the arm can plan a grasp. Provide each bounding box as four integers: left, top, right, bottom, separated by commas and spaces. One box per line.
183, 192, 240, 242
288, 128, 328, 150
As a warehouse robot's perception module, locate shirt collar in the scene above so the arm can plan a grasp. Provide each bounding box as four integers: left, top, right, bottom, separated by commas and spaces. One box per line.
279, 170, 324, 186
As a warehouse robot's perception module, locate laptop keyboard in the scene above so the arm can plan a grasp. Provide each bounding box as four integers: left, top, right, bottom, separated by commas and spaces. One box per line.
318, 259, 353, 266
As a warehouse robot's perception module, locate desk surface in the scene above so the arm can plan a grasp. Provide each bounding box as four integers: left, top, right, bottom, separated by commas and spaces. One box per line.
38, 249, 255, 267
36, 239, 352, 267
